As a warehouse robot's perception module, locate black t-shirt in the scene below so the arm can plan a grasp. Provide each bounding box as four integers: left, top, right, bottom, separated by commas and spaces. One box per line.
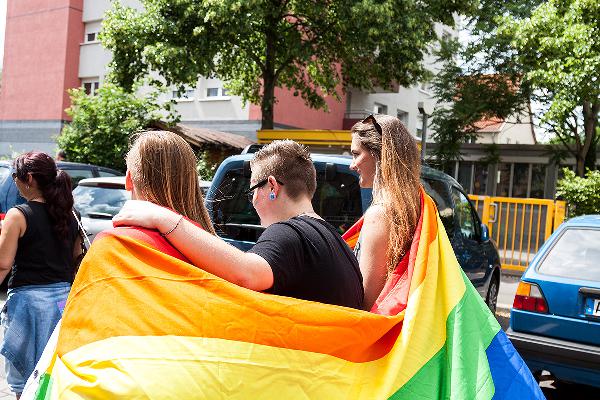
10, 202, 78, 289
248, 215, 364, 309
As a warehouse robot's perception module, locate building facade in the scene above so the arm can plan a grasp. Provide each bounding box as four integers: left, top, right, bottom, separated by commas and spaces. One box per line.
0, 0, 461, 156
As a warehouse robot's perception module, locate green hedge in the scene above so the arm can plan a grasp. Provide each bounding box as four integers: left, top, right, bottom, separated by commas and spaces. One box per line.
556, 169, 600, 217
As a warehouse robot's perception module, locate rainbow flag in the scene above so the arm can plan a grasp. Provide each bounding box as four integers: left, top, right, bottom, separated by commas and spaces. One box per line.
31, 195, 543, 399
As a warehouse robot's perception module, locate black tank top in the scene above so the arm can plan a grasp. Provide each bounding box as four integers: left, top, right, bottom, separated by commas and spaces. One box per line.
9, 202, 78, 289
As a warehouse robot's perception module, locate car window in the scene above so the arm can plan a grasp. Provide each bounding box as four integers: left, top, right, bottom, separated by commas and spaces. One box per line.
98, 170, 122, 178
422, 178, 456, 235
312, 167, 362, 234
538, 228, 600, 282
73, 186, 130, 218
210, 166, 363, 241
63, 168, 95, 187
451, 187, 478, 241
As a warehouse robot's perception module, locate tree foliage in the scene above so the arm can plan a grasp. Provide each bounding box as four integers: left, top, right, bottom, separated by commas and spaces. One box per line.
431, 0, 599, 176
101, 0, 476, 129
58, 83, 169, 171
557, 168, 600, 217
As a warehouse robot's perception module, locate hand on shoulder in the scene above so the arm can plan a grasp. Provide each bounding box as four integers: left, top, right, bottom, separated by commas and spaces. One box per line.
113, 200, 176, 232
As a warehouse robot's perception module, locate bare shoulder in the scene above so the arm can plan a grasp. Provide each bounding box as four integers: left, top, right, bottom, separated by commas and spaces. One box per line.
362, 204, 390, 236
5, 207, 26, 223
2, 207, 26, 233
364, 203, 386, 224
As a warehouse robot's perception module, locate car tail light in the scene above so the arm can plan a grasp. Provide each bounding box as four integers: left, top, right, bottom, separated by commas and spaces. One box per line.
513, 282, 548, 313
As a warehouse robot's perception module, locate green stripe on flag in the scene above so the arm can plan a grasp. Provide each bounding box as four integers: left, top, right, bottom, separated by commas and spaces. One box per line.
34, 373, 52, 400
389, 273, 500, 399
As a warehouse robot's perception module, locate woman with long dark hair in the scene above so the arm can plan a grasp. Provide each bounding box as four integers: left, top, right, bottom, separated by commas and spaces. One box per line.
0, 151, 81, 398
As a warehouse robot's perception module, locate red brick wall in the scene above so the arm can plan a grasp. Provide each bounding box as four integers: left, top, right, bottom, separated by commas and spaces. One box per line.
0, 0, 84, 121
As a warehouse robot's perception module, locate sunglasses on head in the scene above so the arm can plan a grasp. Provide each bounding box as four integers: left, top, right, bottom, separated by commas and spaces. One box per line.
245, 178, 285, 202
362, 114, 383, 136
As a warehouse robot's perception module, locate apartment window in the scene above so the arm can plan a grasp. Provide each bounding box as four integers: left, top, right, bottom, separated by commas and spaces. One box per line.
373, 103, 387, 115
472, 163, 488, 195
419, 82, 433, 94
172, 89, 196, 100
512, 163, 529, 198
207, 88, 219, 97
416, 114, 423, 136
397, 110, 409, 126
530, 164, 546, 198
221, 88, 229, 97
85, 32, 98, 42
83, 80, 100, 96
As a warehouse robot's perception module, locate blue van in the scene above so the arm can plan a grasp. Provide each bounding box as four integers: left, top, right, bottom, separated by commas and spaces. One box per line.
205, 152, 502, 311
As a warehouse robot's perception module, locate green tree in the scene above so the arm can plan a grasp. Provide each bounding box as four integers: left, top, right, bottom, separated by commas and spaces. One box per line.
557, 168, 600, 217
101, 0, 476, 130
431, 0, 599, 177
499, 0, 600, 176
58, 83, 170, 171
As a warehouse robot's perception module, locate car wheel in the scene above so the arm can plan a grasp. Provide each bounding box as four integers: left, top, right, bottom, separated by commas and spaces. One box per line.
485, 273, 499, 314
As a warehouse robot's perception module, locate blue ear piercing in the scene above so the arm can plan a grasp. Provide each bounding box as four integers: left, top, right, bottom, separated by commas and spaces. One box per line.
269, 192, 276, 200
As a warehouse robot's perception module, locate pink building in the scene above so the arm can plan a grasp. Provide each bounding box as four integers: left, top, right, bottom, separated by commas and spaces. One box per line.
0, 0, 84, 155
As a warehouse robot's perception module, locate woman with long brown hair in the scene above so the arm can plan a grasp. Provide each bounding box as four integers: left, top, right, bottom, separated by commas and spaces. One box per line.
124, 130, 215, 235
0, 152, 81, 398
349, 114, 422, 311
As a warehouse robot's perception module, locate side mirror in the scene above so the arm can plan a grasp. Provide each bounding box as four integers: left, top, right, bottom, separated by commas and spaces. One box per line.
480, 223, 490, 242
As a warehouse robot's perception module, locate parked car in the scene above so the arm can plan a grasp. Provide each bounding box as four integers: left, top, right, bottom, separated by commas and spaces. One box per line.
73, 177, 212, 244
507, 215, 600, 388
205, 152, 502, 311
0, 160, 122, 217
73, 177, 130, 243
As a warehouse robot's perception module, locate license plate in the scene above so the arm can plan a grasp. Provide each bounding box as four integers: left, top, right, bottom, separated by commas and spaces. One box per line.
584, 298, 600, 317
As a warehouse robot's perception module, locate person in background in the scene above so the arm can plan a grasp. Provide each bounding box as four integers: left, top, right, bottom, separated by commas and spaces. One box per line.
0, 152, 81, 398
114, 140, 364, 309
55, 150, 66, 162
349, 114, 422, 311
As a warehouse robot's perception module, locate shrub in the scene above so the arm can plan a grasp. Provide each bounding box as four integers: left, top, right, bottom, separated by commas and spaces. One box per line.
556, 168, 600, 217
58, 83, 173, 171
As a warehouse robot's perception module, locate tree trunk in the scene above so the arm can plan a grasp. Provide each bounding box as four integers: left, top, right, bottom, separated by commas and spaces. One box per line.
260, 27, 276, 130
579, 101, 600, 176
261, 72, 276, 130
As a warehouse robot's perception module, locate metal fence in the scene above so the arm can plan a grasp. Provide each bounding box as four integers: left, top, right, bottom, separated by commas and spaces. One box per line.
469, 195, 566, 271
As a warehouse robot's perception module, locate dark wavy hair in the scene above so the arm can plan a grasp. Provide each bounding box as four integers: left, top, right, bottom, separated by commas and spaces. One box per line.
13, 151, 74, 239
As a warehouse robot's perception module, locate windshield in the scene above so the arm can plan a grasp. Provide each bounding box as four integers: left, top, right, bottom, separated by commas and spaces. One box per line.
537, 228, 600, 282
73, 185, 130, 218
210, 166, 363, 242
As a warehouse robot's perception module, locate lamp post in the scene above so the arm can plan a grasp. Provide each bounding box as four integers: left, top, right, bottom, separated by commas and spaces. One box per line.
418, 101, 429, 162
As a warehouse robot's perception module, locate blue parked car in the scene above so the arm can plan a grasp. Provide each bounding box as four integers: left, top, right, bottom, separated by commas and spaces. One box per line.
507, 215, 600, 388
205, 152, 502, 311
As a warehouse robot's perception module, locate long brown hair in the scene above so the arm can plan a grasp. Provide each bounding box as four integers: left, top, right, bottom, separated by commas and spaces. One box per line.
14, 151, 74, 239
351, 115, 421, 275
126, 131, 216, 235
